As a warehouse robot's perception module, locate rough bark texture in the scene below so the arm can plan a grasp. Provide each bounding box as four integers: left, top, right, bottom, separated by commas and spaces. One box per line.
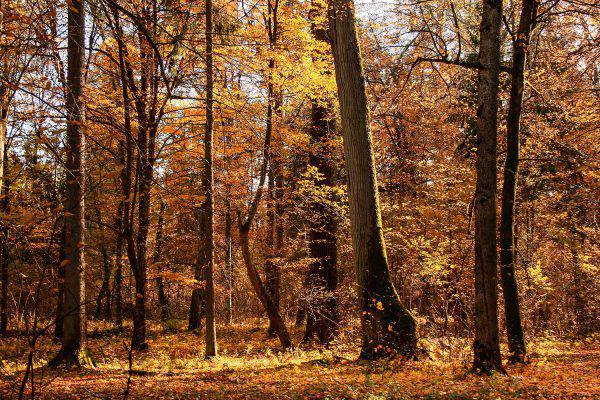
499, 0, 537, 364
472, 0, 504, 374
328, 0, 417, 359
303, 1, 339, 344
49, 0, 92, 367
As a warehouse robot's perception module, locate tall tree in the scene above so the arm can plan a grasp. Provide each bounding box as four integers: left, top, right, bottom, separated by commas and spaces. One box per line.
202, 0, 217, 357
499, 0, 538, 364
48, 0, 93, 367
302, 0, 339, 344
328, 0, 418, 359
472, 0, 504, 374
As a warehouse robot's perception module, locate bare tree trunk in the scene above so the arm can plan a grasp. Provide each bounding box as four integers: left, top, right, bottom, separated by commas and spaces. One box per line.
49, 0, 92, 367
202, 0, 217, 356
264, 165, 281, 337
237, 89, 292, 349
153, 201, 169, 322
472, 0, 504, 374
499, 0, 537, 364
114, 203, 124, 328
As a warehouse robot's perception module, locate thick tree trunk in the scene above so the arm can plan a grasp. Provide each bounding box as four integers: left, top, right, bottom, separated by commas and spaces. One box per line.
328, 0, 417, 359
499, 0, 537, 364
49, 0, 92, 367
153, 201, 169, 322
303, 0, 338, 345
472, 0, 504, 374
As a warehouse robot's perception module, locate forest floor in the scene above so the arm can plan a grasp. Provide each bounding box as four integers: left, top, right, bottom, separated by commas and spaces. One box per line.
1, 321, 598, 399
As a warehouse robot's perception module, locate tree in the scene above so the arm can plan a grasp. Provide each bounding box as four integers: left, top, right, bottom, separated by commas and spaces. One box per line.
202, 0, 217, 357
48, 0, 93, 367
499, 0, 538, 364
472, 0, 504, 374
302, 0, 339, 344
328, 0, 418, 359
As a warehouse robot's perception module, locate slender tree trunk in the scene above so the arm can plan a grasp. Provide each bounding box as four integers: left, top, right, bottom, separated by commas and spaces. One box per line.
153, 201, 170, 322
49, 0, 92, 367
472, 0, 504, 374
0, 141, 9, 337
303, 0, 338, 345
499, 0, 537, 364
328, 0, 417, 359
225, 187, 234, 324
202, 0, 217, 357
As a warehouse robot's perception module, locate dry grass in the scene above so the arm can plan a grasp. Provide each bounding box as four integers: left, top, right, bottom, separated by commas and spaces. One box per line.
1, 321, 598, 399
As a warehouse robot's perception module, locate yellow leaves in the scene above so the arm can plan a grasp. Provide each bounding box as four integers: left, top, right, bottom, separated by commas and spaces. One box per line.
376, 301, 384, 311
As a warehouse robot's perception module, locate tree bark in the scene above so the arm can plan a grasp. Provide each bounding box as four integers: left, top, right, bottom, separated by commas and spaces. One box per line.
202, 0, 217, 357
499, 0, 537, 364
49, 0, 93, 367
328, 0, 417, 359
303, 0, 339, 344
472, 0, 504, 374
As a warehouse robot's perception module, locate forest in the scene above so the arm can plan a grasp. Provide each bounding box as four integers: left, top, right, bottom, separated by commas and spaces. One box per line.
0, 0, 598, 398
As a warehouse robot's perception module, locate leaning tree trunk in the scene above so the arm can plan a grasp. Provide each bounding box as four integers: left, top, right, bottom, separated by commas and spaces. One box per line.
303, 0, 339, 344
48, 0, 93, 367
472, 0, 504, 374
499, 0, 537, 364
328, 0, 417, 359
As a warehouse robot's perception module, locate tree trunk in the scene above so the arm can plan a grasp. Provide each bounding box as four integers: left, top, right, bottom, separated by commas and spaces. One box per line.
202, 0, 217, 357
472, 0, 504, 374
49, 0, 92, 367
153, 201, 169, 322
54, 225, 66, 339
328, 0, 417, 359
239, 226, 292, 349
264, 165, 281, 337
499, 0, 537, 364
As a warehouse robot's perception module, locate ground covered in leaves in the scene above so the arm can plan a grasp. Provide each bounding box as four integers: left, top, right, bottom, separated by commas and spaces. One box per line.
1, 322, 598, 399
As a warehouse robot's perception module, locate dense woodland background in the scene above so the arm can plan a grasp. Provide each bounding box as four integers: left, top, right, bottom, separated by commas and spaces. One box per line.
0, 0, 598, 398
